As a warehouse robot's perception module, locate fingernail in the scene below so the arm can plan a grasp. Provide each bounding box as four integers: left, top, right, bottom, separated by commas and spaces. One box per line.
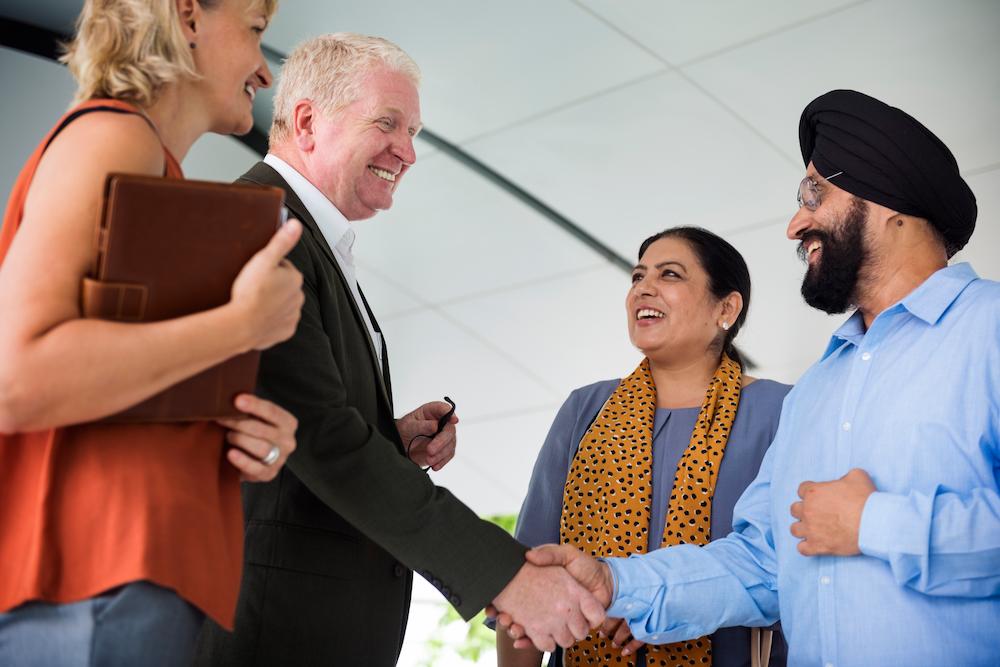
236, 395, 250, 409
598, 631, 605, 638
622, 648, 631, 656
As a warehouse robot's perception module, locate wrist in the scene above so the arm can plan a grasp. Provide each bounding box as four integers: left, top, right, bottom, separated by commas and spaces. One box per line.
596, 558, 615, 608
218, 301, 256, 354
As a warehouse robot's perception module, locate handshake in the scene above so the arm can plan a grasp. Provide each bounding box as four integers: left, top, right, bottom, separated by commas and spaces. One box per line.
487, 544, 634, 653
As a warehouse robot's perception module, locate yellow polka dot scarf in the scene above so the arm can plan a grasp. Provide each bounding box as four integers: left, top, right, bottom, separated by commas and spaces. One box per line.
559, 354, 742, 666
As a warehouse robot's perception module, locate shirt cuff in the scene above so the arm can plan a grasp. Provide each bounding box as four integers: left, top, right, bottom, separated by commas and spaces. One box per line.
858, 490, 904, 561
605, 556, 652, 620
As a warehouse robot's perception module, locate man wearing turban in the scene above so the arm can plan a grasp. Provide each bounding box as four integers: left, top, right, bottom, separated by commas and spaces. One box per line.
498, 90, 999, 666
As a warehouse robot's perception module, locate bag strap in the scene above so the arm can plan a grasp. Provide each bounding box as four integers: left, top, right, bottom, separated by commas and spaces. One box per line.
751, 627, 773, 667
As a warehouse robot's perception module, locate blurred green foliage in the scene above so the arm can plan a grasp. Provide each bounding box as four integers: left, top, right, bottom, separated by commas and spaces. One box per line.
418, 513, 517, 666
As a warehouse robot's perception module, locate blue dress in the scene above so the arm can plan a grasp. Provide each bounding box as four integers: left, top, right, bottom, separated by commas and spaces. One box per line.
516, 377, 791, 667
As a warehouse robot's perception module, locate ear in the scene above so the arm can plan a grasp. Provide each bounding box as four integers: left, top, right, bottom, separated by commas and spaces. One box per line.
718, 291, 744, 329
292, 100, 318, 152
176, 0, 201, 44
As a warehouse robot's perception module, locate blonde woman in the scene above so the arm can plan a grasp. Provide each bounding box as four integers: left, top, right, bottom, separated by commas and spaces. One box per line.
0, 0, 304, 664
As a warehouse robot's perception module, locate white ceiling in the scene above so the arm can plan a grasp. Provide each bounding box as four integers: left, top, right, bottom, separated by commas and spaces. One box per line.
2, 0, 999, 522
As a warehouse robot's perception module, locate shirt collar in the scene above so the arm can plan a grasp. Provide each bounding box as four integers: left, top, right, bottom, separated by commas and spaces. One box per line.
263, 153, 354, 253
822, 263, 979, 360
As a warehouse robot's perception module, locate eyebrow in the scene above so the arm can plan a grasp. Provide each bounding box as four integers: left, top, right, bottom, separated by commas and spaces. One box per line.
632, 260, 687, 272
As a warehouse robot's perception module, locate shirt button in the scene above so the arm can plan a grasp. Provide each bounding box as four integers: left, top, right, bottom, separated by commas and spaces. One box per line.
861, 352, 872, 361
820, 575, 831, 585
842, 421, 851, 431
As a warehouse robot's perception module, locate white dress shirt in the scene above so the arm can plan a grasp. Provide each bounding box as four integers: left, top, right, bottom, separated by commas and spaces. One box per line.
263, 153, 383, 373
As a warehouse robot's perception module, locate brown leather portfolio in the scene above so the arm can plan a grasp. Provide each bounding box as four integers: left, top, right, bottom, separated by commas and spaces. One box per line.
82, 173, 286, 422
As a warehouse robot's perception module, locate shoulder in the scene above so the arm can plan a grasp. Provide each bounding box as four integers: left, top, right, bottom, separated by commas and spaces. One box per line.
740, 378, 793, 412
959, 275, 1000, 313
565, 378, 621, 411
40, 109, 164, 177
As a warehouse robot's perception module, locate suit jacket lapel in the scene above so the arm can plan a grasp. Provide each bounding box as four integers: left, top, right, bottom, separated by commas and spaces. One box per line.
240, 161, 395, 413
358, 286, 393, 405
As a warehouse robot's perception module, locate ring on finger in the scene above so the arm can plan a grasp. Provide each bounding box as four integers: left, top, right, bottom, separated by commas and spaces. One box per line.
261, 444, 281, 466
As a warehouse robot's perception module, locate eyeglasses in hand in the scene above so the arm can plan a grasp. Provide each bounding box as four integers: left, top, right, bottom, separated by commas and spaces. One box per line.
406, 396, 456, 472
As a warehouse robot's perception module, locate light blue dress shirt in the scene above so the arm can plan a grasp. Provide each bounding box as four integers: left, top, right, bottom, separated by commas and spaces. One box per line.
605, 263, 1000, 667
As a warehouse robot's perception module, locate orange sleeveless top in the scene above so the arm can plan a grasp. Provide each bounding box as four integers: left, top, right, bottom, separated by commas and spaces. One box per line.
0, 100, 243, 628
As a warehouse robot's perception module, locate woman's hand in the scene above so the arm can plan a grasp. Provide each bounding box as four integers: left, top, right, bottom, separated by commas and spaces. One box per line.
218, 394, 297, 482
600, 617, 644, 657
229, 219, 305, 351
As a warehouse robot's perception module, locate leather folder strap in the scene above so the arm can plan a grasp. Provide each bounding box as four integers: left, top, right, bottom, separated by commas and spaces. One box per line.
81, 277, 148, 321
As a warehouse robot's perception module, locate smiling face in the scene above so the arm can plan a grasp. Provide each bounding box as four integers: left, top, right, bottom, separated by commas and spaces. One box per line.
305, 67, 421, 221
788, 163, 871, 313
627, 237, 731, 362
190, 0, 273, 135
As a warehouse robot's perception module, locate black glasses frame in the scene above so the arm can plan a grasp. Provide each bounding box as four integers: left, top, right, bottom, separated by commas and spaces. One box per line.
406, 396, 456, 472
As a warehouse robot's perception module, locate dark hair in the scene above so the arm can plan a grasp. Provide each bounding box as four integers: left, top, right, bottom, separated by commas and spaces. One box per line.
638, 226, 752, 369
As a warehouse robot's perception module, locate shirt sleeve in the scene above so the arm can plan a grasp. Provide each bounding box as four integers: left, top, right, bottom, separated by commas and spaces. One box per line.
605, 438, 782, 643
514, 388, 586, 548
858, 479, 1000, 597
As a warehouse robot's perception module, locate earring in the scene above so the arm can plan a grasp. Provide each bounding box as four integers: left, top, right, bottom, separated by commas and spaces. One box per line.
190, 42, 196, 49
721, 322, 730, 331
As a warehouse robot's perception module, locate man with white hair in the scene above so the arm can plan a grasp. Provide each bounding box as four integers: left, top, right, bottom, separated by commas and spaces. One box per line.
194, 33, 604, 666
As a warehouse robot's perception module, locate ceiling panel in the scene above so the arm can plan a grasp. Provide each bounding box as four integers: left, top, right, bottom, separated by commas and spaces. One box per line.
352, 152, 605, 304
262, 0, 665, 142
439, 265, 642, 401
684, 0, 1000, 172
1, 0, 81, 33
377, 307, 558, 422
469, 70, 802, 260
427, 407, 563, 517
577, 0, 863, 65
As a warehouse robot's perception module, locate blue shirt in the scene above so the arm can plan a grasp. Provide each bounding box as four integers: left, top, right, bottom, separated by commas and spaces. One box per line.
605, 263, 1000, 667
516, 377, 791, 667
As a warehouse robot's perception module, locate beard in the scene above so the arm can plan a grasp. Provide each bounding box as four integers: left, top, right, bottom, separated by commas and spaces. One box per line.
797, 197, 868, 314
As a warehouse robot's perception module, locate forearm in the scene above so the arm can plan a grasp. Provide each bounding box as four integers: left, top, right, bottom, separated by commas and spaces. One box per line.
859, 486, 1000, 597
0, 303, 253, 431
607, 537, 779, 643
497, 629, 542, 667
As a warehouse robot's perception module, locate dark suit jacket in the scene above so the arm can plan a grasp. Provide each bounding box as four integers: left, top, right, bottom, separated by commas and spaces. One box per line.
195, 162, 526, 666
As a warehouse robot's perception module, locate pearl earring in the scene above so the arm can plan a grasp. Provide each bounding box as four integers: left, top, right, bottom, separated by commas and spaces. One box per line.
721, 322, 730, 331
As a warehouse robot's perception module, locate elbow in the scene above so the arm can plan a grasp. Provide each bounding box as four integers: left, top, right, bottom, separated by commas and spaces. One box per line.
0, 364, 34, 434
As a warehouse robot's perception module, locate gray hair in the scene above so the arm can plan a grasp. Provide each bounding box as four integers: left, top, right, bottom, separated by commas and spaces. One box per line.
269, 32, 420, 145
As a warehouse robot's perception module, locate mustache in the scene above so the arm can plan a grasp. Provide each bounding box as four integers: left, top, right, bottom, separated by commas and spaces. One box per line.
796, 231, 830, 263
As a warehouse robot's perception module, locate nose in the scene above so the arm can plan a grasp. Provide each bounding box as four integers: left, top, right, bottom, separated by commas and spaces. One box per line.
395, 132, 416, 166
255, 58, 274, 89
631, 273, 657, 298
787, 207, 810, 241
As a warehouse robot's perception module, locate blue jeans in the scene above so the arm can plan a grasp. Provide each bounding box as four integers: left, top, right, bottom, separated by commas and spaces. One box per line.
0, 581, 204, 667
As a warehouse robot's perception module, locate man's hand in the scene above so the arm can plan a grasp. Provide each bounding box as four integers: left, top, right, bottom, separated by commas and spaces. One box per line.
790, 468, 876, 556
490, 560, 607, 653
490, 545, 614, 651
395, 400, 458, 471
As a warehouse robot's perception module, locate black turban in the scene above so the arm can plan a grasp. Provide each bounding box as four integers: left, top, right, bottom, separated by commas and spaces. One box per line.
799, 89, 977, 255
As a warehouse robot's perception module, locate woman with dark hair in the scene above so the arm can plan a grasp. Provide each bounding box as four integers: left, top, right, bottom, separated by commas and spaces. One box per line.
498, 227, 789, 667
